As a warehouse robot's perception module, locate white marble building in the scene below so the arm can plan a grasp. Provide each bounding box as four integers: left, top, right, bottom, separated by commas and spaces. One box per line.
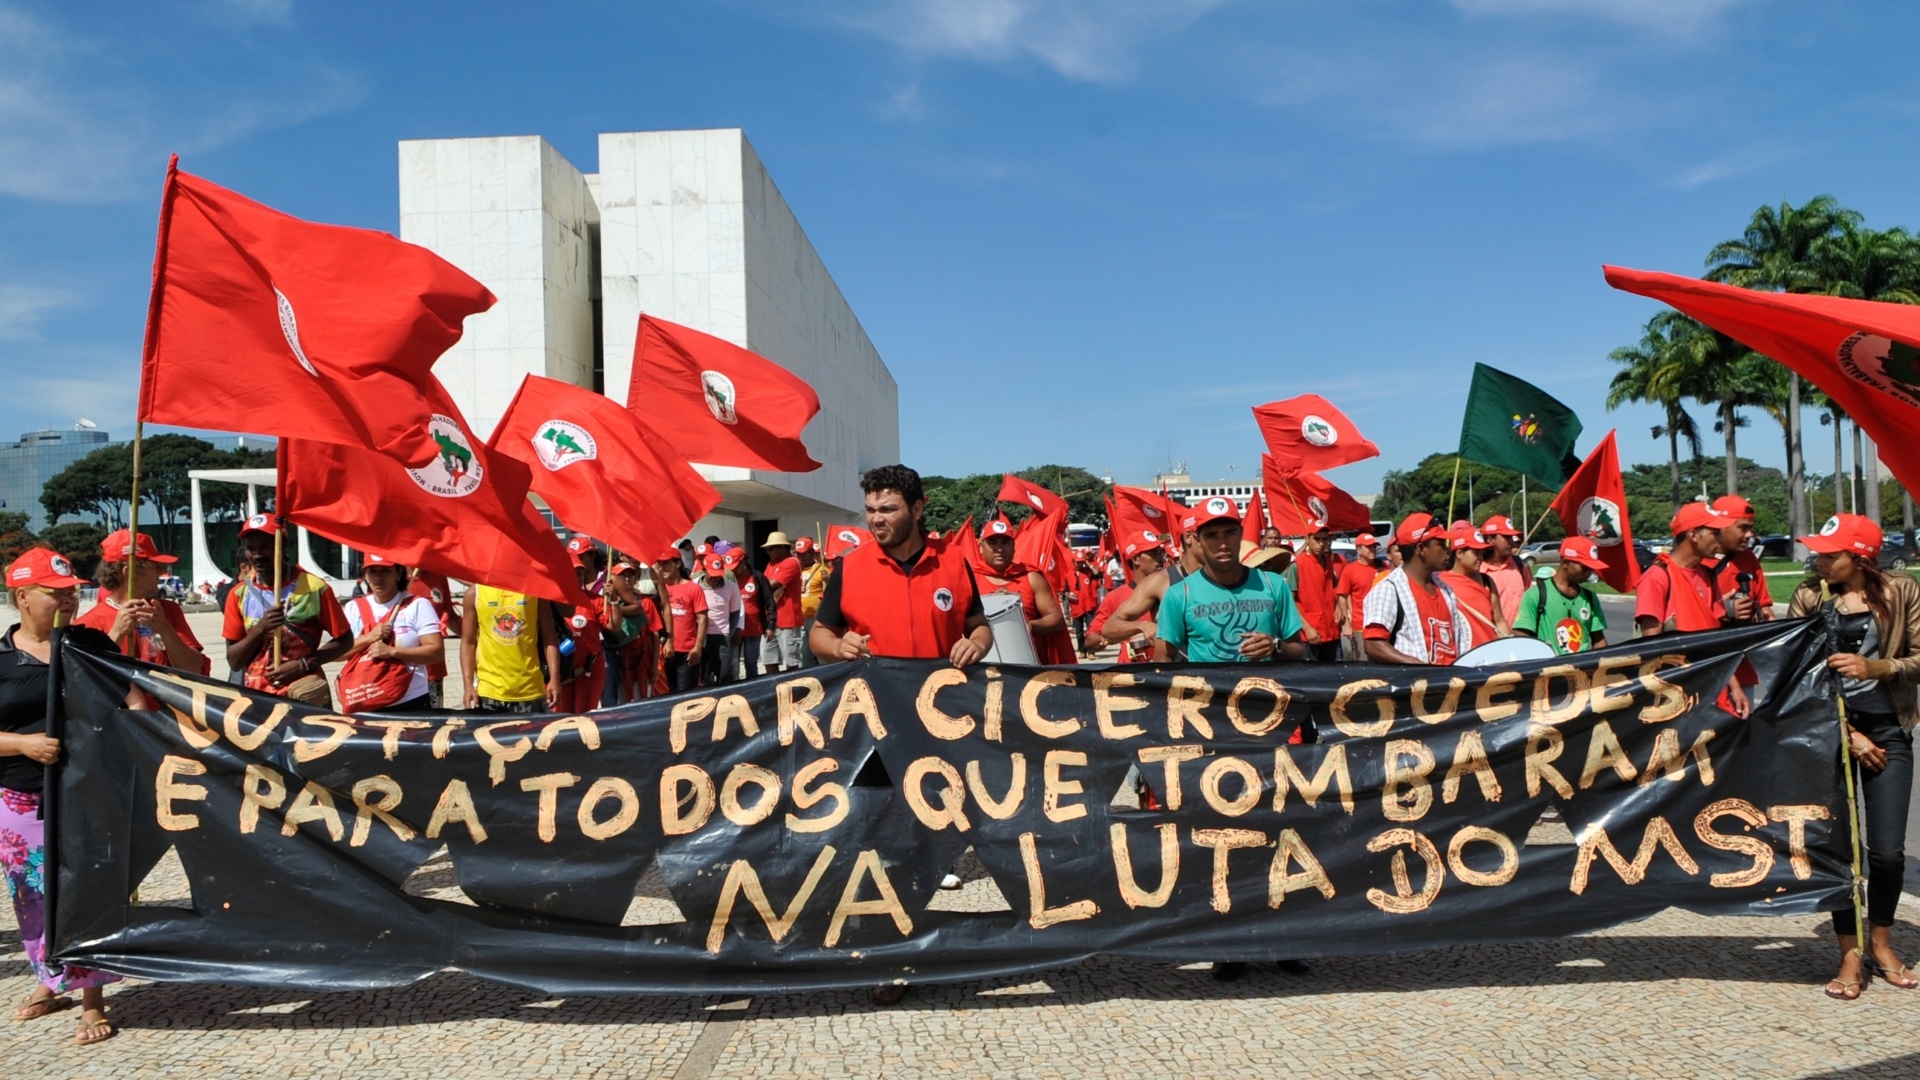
396, 129, 898, 551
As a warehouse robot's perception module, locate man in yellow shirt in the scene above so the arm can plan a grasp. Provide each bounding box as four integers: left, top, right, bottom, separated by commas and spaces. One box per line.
460, 583, 559, 713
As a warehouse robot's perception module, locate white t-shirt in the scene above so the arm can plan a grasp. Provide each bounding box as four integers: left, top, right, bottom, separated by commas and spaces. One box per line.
344, 593, 442, 703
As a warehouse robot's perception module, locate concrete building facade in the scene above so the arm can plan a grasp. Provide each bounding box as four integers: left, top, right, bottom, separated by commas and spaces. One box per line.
397, 129, 898, 554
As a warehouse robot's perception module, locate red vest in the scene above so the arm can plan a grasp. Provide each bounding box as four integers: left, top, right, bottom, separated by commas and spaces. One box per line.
837, 534, 976, 659
1652, 554, 1722, 632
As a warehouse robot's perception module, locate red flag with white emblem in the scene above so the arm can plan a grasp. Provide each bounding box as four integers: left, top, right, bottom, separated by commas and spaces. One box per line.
625, 315, 821, 472
1263, 454, 1372, 533
1252, 394, 1380, 474
1548, 429, 1640, 592
998, 474, 1070, 520
1110, 486, 1178, 550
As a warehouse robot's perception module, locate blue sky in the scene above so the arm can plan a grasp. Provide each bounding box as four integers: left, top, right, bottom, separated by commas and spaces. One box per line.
3, 0, 1918, 496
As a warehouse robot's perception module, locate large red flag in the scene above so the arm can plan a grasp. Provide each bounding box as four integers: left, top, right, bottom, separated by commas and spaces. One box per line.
281, 407, 585, 606
139, 158, 495, 467
1548, 430, 1640, 592
1263, 454, 1372, 533
1014, 514, 1072, 594
1606, 265, 1920, 491
1240, 487, 1268, 538
1110, 486, 1178, 547
625, 315, 821, 472
489, 376, 721, 561
1253, 394, 1380, 473
998, 474, 1070, 521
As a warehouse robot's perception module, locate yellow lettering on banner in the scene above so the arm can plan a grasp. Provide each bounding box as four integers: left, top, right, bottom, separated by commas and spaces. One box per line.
775, 677, 827, 749
1531, 665, 1590, 725
1525, 724, 1574, 799
363, 720, 431, 761
425, 779, 488, 844
291, 714, 356, 763
578, 777, 640, 840
786, 759, 848, 834
1200, 756, 1263, 817
669, 696, 716, 753
1410, 677, 1465, 725
1043, 750, 1089, 823
1092, 671, 1150, 740
281, 781, 346, 842
147, 670, 222, 749
226, 700, 289, 752
1018, 832, 1099, 928
474, 721, 533, 784
431, 718, 465, 759
537, 716, 601, 752
1768, 804, 1831, 880
1192, 828, 1266, 914
1640, 729, 1717, 786
824, 849, 913, 947
915, 668, 975, 740
1476, 671, 1524, 723
1137, 744, 1204, 810
965, 754, 1027, 820
1382, 739, 1436, 823
1331, 679, 1394, 738
1365, 828, 1444, 914
350, 776, 414, 847
660, 762, 716, 835
829, 678, 887, 740
1272, 745, 1353, 814
1020, 670, 1083, 738
705, 845, 838, 954
1695, 799, 1773, 888
1589, 654, 1640, 715
1442, 730, 1501, 805
1578, 720, 1639, 789
1269, 828, 1336, 906
1111, 822, 1179, 909
238, 762, 288, 834
1446, 826, 1519, 887
156, 755, 208, 831
710, 696, 759, 744
519, 772, 580, 842
721, 764, 782, 828
1637, 656, 1692, 724
1569, 817, 1699, 894
981, 668, 1006, 742
1166, 675, 1215, 739
903, 757, 970, 832
1227, 677, 1290, 737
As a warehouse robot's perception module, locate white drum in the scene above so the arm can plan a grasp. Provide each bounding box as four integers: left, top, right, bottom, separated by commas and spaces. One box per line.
981, 591, 1039, 665
1454, 635, 1557, 667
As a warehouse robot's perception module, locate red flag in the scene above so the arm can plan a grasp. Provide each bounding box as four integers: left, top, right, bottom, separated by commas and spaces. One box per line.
1252, 394, 1380, 473
1605, 265, 1920, 490
1548, 430, 1640, 592
1014, 514, 1071, 594
139, 158, 495, 467
1110, 486, 1178, 548
1263, 454, 1372, 533
998, 474, 1070, 521
489, 376, 721, 561
625, 315, 821, 472
281, 407, 585, 606
1240, 487, 1268, 538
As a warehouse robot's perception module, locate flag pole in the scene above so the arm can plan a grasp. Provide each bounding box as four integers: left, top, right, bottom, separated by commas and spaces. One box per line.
1520, 475, 1530, 538
128, 156, 179, 599
125, 420, 145, 589
271, 437, 285, 669
1446, 457, 1462, 522
1822, 584, 1870, 961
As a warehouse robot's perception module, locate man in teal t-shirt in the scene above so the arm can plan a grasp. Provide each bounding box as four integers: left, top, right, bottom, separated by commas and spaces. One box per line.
1514, 536, 1610, 654
1154, 497, 1308, 664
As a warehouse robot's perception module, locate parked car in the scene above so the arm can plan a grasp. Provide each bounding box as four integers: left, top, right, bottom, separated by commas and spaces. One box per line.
1518, 540, 1559, 574
1802, 531, 1912, 572
1755, 534, 1793, 559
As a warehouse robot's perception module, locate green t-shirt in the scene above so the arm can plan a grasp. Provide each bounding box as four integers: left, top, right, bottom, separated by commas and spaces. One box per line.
1514, 579, 1607, 654
1157, 566, 1304, 663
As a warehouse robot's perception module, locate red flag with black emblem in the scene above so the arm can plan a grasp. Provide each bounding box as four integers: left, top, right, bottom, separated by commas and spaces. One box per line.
625, 315, 821, 472
490, 375, 721, 562
138, 158, 495, 466
1263, 454, 1372, 533
1252, 394, 1380, 473
1548, 430, 1640, 592
1606, 265, 1920, 491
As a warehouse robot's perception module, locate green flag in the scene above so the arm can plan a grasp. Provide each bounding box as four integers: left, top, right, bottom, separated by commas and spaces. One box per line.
1457, 363, 1582, 488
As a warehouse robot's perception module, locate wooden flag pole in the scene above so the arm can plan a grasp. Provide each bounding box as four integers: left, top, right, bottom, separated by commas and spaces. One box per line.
125, 420, 146, 589
271, 438, 286, 669
1445, 457, 1462, 522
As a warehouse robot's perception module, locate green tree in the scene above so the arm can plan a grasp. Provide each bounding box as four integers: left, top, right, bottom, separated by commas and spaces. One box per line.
1607, 312, 1703, 511
0, 511, 36, 568
137, 434, 227, 530
191, 444, 278, 522
39, 442, 134, 525
920, 466, 1112, 536
39, 522, 109, 580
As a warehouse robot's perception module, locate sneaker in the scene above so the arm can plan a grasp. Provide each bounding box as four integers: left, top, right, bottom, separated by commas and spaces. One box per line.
1210, 962, 1246, 982
939, 873, 963, 890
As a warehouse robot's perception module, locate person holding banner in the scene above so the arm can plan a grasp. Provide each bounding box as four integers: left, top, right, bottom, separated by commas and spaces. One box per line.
459, 584, 559, 713
223, 516, 352, 707
76, 529, 208, 675
338, 555, 443, 712
1, 548, 128, 1044
974, 515, 1067, 653
1787, 515, 1920, 999
1102, 522, 1206, 659
1363, 513, 1470, 666
1086, 534, 1166, 661
1152, 498, 1308, 665
1438, 522, 1510, 644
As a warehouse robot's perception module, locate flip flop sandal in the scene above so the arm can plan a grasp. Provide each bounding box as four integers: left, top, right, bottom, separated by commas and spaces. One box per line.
1868, 959, 1920, 989
1824, 977, 1866, 1001
10, 995, 71, 1022
74, 1016, 115, 1045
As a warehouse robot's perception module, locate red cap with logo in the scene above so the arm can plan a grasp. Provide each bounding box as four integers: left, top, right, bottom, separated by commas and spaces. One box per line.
8, 548, 87, 589
565, 535, 595, 556
1355, 532, 1378, 548
981, 513, 1015, 540
723, 550, 744, 570
239, 513, 278, 537
101, 529, 178, 564
1448, 519, 1489, 551
702, 554, 726, 576
1559, 536, 1610, 572
793, 536, 816, 554
1670, 501, 1732, 536
611, 561, 636, 576
1479, 515, 1521, 539
695, 543, 714, 559
657, 546, 684, 564
1121, 531, 1166, 560
1710, 495, 1755, 523
364, 552, 401, 567
1181, 496, 1241, 534
1802, 513, 1883, 559
1396, 513, 1444, 546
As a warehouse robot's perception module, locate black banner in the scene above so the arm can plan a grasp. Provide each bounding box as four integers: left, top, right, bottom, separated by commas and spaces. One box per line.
53, 619, 1849, 994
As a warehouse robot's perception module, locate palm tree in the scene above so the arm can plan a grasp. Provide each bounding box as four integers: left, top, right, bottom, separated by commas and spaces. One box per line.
1811, 223, 1920, 524
1608, 313, 1702, 510
1673, 325, 1773, 496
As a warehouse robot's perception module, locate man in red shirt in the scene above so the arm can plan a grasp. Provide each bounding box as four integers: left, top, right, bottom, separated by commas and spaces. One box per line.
1707, 494, 1773, 622
1333, 532, 1380, 662
761, 532, 805, 674
1291, 527, 1341, 662
1477, 514, 1527, 625
1086, 534, 1166, 662
1635, 501, 1751, 717
1363, 513, 1470, 666
557, 555, 606, 712
76, 529, 209, 674
652, 546, 708, 693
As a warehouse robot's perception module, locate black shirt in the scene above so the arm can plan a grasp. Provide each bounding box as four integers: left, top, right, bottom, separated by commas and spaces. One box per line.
814, 543, 985, 633
0, 624, 119, 794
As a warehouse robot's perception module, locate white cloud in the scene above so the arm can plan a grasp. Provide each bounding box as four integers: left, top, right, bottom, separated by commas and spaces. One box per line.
823, 0, 1231, 83
1449, 0, 1752, 37
0, 284, 76, 341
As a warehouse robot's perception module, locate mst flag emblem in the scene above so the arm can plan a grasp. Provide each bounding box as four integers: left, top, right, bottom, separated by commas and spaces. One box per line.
1578, 496, 1624, 545
273, 288, 319, 377
702, 370, 738, 425
1838, 332, 1920, 410
532, 419, 597, 471
408, 415, 483, 498
1301, 414, 1337, 446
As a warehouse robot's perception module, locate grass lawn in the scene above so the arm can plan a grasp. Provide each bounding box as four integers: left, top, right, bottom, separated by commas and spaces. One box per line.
1574, 558, 1918, 597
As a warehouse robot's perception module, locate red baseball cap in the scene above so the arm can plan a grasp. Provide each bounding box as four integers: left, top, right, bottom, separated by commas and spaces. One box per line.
695, 543, 714, 558
364, 552, 401, 567
1559, 536, 1610, 572
702, 554, 725, 575
1480, 515, 1520, 538
793, 536, 816, 554
1355, 533, 1378, 548
1121, 532, 1166, 560
8, 548, 87, 589
1802, 514, 1883, 559
656, 546, 683, 564
1710, 495, 1755, 523
239, 513, 278, 537
1670, 502, 1732, 536
1396, 513, 1445, 546
610, 561, 636, 576
101, 529, 178, 564
1448, 519, 1489, 551
723, 550, 744, 570
565, 535, 595, 555
981, 513, 1015, 539
1181, 496, 1241, 534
